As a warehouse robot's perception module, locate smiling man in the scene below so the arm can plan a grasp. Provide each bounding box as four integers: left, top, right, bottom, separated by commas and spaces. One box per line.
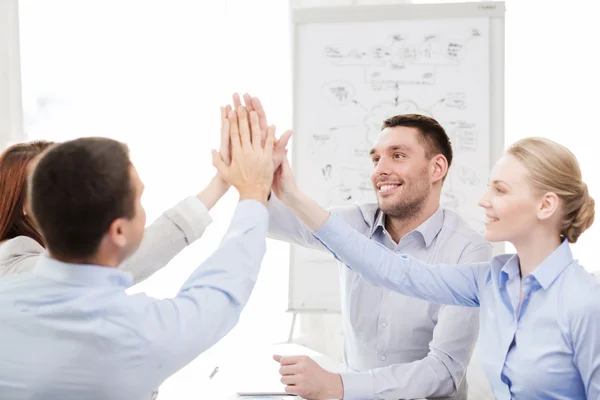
268, 114, 493, 400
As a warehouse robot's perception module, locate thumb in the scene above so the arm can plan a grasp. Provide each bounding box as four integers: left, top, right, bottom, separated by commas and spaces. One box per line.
281, 154, 292, 174
275, 130, 293, 152
212, 150, 229, 178
273, 354, 283, 363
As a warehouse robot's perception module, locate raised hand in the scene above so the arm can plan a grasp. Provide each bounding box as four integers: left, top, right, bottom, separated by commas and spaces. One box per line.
212, 106, 276, 204
230, 93, 292, 170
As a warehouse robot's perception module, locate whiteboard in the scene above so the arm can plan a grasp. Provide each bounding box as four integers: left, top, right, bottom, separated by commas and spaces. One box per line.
289, 2, 505, 312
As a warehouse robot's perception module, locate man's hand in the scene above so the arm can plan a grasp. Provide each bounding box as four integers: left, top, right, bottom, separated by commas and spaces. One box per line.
273, 354, 344, 400
230, 93, 292, 170
212, 106, 275, 204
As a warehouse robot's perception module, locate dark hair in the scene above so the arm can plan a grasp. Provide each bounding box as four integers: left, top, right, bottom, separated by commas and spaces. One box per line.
382, 114, 453, 171
29, 137, 136, 259
0, 140, 55, 245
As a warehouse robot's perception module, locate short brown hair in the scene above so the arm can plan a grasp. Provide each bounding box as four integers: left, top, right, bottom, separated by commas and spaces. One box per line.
29, 137, 136, 259
0, 140, 55, 245
382, 114, 453, 170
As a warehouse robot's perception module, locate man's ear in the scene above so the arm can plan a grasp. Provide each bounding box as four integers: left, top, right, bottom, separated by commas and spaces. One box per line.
430, 154, 448, 184
106, 218, 127, 248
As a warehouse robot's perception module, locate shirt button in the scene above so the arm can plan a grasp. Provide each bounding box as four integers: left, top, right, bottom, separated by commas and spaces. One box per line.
381, 321, 388, 327
381, 355, 386, 361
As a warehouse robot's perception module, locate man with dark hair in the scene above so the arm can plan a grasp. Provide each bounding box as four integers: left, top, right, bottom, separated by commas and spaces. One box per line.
30, 138, 143, 261
266, 111, 493, 399
381, 113, 454, 177
0, 107, 275, 399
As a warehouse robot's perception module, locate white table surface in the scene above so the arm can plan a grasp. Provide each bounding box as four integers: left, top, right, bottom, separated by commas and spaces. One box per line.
188, 343, 344, 400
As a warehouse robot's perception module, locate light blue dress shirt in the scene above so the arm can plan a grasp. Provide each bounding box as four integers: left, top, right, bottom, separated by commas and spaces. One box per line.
0, 200, 267, 400
315, 214, 600, 399
267, 196, 493, 399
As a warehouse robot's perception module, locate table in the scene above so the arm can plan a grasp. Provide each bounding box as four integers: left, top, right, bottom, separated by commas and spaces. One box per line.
166, 343, 344, 400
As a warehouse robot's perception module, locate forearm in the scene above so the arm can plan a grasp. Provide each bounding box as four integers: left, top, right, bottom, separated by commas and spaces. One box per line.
313, 214, 482, 306
120, 196, 212, 284
280, 188, 330, 232
196, 175, 230, 210
342, 354, 459, 400
267, 194, 330, 250
149, 199, 268, 381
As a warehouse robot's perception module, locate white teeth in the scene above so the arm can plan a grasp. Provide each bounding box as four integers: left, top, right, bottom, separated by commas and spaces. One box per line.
379, 184, 399, 192
486, 217, 499, 223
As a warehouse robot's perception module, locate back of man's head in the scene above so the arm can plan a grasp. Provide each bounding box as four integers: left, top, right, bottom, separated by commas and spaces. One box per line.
29, 137, 136, 260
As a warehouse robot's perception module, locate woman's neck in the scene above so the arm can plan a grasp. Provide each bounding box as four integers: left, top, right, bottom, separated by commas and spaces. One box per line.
513, 231, 563, 277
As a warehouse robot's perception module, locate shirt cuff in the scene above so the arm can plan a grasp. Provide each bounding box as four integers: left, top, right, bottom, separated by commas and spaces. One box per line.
340, 371, 374, 400
234, 199, 269, 222
164, 196, 212, 244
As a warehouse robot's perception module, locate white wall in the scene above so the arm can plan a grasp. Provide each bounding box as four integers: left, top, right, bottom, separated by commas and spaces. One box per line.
0, 0, 24, 148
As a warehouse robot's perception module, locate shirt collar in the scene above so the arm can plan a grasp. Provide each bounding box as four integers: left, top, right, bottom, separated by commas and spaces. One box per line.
530, 240, 574, 290
34, 255, 133, 289
370, 207, 444, 248
498, 254, 520, 289
497, 240, 574, 290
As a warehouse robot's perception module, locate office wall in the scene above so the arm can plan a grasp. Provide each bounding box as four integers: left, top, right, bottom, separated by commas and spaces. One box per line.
0, 0, 23, 149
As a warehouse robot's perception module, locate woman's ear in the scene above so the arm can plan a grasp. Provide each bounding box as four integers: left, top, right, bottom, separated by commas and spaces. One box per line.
537, 192, 560, 221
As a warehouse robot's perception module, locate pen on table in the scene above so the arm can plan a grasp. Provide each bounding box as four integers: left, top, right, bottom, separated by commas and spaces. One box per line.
209, 366, 219, 380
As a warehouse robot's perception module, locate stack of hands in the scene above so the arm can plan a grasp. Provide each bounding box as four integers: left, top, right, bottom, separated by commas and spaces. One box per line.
212, 94, 343, 400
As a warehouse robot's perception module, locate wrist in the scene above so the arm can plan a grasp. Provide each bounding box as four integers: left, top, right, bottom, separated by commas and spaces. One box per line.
238, 184, 271, 205
279, 187, 302, 206
326, 372, 344, 399
211, 175, 230, 193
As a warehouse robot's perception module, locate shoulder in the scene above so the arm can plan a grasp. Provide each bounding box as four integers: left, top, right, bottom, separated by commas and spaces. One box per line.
562, 265, 600, 325
439, 208, 492, 254
0, 236, 44, 256
440, 209, 487, 244
0, 236, 45, 276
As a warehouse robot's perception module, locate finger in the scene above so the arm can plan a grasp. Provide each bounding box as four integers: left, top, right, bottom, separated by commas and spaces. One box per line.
285, 385, 298, 395
251, 97, 268, 133
275, 130, 293, 153
273, 164, 283, 183
243, 93, 254, 111
250, 111, 262, 151
232, 93, 242, 108
225, 104, 232, 116
264, 125, 276, 156
220, 119, 231, 164
212, 150, 229, 179
220, 106, 226, 127
228, 109, 241, 152
282, 154, 292, 172
277, 355, 304, 366
273, 354, 283, 363
280, 375, 298, 386
236, 106, 252, 149
279, 365, 297, 376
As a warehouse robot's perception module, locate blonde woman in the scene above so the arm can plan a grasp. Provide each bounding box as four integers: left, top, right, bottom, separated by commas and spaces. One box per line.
253, 135, 599, 399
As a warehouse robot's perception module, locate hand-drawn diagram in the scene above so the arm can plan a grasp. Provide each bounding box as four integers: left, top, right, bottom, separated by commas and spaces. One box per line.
296, 19, 490, 230
324, 28, 480, 86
